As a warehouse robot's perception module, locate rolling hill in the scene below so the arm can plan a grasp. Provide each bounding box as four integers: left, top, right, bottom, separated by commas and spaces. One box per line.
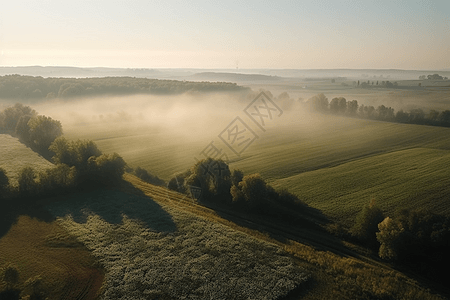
63, 112, 450, 228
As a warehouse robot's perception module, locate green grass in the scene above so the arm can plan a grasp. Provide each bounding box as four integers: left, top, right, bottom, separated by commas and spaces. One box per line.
271, 147, 450, 226
0, 134, 53, 185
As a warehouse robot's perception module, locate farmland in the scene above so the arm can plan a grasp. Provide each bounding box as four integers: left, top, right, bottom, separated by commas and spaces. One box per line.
53, 106, 450, 226
2, 76, 450, 299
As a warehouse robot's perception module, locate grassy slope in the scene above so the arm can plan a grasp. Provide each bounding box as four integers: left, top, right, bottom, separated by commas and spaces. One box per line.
0, 134, 54, 185
120, 174, 445, 299
46, 179, 308, 300
272, 148, 450, 226
0, 216, 104, 299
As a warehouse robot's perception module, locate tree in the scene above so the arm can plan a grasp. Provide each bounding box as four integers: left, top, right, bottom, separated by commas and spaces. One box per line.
329, 98, 339, 113
0, 103, 37, 131
419, 75, 426, 80
18, 167, 37, 196
377, 217, 404, 260
15, 114, 33, 143
308, 93, 329, 112
438, 110, 450, 125
427, 74, 443, 80
28, 115, 63, 152
237, 173, 269, 208
231, 169, 244, 187
87, 153, 126, 185
351, 199, 385, 248
395, 110, 410, 123
185, 158, 231, 200
347, 100, 358, 116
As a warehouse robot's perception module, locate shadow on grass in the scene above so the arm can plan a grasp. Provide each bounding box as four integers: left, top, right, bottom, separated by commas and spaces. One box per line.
0, 198, 55, 239
0, 289, 20, 300
45, 183, 177, 233
0, 181, 177, 240
203, 198, 354, 256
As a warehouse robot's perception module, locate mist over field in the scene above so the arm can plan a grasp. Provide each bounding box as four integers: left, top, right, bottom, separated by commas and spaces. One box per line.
2, 0, 450, 298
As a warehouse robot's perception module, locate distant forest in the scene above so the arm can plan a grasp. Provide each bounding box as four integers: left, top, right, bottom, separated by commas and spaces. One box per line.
0, 75, 250, 100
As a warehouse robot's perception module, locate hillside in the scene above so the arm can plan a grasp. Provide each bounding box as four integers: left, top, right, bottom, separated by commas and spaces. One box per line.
45, 177, 309, 299
64, 113, 450, 226
0, 134, 53, 185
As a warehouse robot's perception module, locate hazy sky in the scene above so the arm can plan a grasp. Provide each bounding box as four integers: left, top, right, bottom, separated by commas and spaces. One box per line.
1, 0, 449, 69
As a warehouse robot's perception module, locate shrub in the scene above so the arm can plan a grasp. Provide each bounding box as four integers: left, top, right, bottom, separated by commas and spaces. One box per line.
134, 167, 165, 186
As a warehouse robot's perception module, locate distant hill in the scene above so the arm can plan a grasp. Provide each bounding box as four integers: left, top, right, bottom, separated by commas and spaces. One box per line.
189, 72, 283, 82
0, 134, 53, 185
0, 66, 163, 78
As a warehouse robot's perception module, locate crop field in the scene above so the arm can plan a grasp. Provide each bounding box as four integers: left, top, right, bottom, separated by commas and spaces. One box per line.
271, 147, 450, 226
46, 183, 309, 300
0, 134, 54, 185
58, 108, 450, 227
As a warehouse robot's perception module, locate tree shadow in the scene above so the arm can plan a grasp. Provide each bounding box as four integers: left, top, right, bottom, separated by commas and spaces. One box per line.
0, 289, 20, 300
0, 199, 56, 239
204, 199, 355, 256
0, 181, 177, 240
45, 185, 177, 233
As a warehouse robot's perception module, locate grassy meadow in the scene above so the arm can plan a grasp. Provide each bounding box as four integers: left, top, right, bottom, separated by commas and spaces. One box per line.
53, 105, 450, 227
0, 134, 54, 185
2, 81, 450, 299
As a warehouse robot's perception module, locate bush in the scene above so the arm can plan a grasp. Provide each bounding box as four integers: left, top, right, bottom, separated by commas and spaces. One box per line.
134, 167, 165, 186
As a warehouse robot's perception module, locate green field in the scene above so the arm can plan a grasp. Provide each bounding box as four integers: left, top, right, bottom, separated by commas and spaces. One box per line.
59, 109, 450, 226
0, 134, 54, 185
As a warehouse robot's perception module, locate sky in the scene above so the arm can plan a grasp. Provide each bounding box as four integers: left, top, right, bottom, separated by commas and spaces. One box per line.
0, 0, 449, 69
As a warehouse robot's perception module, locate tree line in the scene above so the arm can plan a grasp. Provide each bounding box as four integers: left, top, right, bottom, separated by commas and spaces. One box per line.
168, 157, 307, 221
306, 93, 450, 127
0, 75, 250, 100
